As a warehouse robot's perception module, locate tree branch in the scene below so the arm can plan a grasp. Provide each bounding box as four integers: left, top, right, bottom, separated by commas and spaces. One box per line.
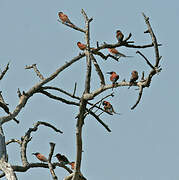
20, 121, 62, 166
57, 20, 86, 33
91, 54, 105, 86
0, 62, 9, 80
142, 13, 160, 67
131, 85, 144, 110
136, 51, 155, 69
25, 64, 45, 80
0, 53, 85, 124
6, 139, 21, 146
48, 142, 58, 180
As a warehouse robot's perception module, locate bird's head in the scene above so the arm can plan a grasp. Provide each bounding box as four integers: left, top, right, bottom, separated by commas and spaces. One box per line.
116, 30, 122, 34
32, 152, 40, 156
106, 71, 115, 75
58, 12, 63, 15
77, 42, 81, 46
132, 70, 138, 75
54, 153, 61, 158
102, 101, 107, 106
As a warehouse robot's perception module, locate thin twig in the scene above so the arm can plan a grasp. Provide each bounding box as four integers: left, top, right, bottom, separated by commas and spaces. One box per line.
39, 90, 79, 106
142, 13, 160, 67
25, 64, 45, 80
91, 54, 105, 86
57, 20, 86, 33
0, 63, 9, 80
88, 110, 111, 132
136, 51, 155, 69
6, 139, 21, 146
73, 83, 77, 97
131, 85, 144, 110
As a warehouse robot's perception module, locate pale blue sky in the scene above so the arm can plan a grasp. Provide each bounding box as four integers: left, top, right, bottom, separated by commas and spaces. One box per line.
0, 0, 178, 180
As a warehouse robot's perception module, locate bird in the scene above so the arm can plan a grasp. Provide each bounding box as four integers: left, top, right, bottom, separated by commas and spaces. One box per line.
32, 152, 48, 162
77, 42, 86, 51
108, 48, 132, 59
58, 12, 74, 26
54, 153, 70, 165
102, 101, 116, 115
69, 161, 75, 170
0, 91, 19, 123
106, 71, 119, 89
128, 70, 139, 89
116, 30, 124, 42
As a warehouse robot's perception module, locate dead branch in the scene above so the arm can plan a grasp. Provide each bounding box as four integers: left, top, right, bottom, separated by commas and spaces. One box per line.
142, 13, 160, 67
0, 53, 85, 124
91, 54, 105, 86
131, 85, 144, 110
25, 64, 45, 80
6, 139, 21, 146
73, 83, 77, 97
87, 110, 111, 132
48, 142, 58, 180
0, 63, 9, 80
20, 121, 62, 166
136, 51, 155, 69
38, 90, 79, 106
57, 19, 86, 33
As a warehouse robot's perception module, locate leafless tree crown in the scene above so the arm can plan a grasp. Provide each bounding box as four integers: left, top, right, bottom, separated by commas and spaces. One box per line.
0, 10, 161, 180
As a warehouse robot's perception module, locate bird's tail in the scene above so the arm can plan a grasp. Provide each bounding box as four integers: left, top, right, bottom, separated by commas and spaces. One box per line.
125, 55, 133, 58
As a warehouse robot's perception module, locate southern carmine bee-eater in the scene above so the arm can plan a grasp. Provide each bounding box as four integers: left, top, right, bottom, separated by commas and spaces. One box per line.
54, 153, 70, 165
116, 30, 124, 42
58, 12, 74, 26
106, 71, 119, 90
32, 152, 48, 162
77, 42, 86, 51
108, 48, 132, 59
102, 101, 116, 115
128, 70, 139, 89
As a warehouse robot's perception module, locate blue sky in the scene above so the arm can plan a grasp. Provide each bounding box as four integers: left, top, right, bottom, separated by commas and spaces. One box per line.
0, 0, 178, 179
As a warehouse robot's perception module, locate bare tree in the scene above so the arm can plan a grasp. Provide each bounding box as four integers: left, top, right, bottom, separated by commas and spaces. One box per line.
0, 10, 162, 180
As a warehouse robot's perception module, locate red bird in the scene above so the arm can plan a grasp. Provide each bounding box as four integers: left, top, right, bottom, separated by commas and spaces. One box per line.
116, 30, 124, 42
77, 42, 86, 51
58, 12, 74, 26
102, 101, 116, 115
106, 71, 119, 89
108, 48, 132, 59
128, 70, 139, 89
32, 152, 48, 162
55, 153, 70, 165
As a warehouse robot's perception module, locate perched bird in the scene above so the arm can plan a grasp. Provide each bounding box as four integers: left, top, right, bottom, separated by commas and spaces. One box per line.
69, 161, 75, 170
77, 42, 86, 51
128, 70, 139, 89
0, 91, 19, 123
108, 48, 132, 59
58, 12, 74, 26
106, 71, 119, 89
32, 152, 48, 162
116, 30, 124, 42
102, 101, 116, 115
55, 153, 70, 165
